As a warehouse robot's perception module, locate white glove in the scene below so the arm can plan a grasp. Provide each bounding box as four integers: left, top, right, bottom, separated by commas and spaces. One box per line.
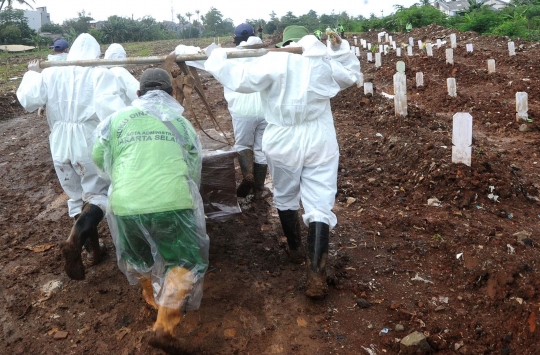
28, 60, 42, 73
204, 43, 220, 58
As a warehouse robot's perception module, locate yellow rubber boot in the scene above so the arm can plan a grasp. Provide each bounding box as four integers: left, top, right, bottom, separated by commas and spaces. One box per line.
149, 267, 195, 353
152, 266, 193, 335
140, 278, 158, 310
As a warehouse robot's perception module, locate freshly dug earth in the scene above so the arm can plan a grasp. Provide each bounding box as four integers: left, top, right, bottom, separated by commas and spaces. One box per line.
1, 26, 540, 355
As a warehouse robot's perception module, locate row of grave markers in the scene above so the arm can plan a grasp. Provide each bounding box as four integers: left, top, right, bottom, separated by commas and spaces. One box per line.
351, 48, 515, 69
347, 33, 528, 166
386, 62, 529, 121
351, 44, 516, 61
349, 35, 517, 58
360, 60, 530, 167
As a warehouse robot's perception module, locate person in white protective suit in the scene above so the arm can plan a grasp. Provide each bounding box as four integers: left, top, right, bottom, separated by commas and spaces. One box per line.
104, 43, 140, 105
173, 26, 269, 197
229, 24, 268, 197
16, 33, 126, 281
205, 25, 360, 298
47, 39, 69, 62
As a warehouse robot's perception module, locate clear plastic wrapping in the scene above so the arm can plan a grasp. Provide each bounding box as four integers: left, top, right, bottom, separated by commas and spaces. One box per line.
93, 90, 209, 310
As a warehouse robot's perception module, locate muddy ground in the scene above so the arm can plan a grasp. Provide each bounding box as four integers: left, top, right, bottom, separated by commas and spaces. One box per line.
1, 25, 540, 355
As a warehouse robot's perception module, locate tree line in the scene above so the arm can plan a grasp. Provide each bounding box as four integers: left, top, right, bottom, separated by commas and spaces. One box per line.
1, 0, 539, 48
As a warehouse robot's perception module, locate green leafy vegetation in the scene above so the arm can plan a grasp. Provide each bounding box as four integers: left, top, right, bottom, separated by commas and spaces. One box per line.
1, 0, 540, 51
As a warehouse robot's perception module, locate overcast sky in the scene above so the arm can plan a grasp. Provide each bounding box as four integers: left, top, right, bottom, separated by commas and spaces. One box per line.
13, 0, 421, 25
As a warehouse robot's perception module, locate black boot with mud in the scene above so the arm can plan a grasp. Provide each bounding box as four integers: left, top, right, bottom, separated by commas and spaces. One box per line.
253, 163, 268, 192
306, 222, 329, 299
61, 204, 104, 280
278, 209, 305, 264
236, 149, 255, 197
149, 330, 199, 355
84, 237, 106, 265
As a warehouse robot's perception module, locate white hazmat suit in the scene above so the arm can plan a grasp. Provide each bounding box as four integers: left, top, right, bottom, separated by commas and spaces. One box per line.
17, 33, 126, 217
174, 41, 267, 198
104, 43, 140, 105
47, 53, 68, 62
205, 35, 360, 229
224, 37, 267, 165
173, 43, 266, 162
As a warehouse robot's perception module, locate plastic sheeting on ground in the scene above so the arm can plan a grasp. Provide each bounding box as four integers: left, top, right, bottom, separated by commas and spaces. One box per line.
0, 45, 35, 52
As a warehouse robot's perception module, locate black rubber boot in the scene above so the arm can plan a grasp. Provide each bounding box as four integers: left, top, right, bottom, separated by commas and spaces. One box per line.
253, 163, 268, 192
306, 222, 329, 299
277, 209, 304, 264
236, 149, 255, 198
61, 204, 104, 280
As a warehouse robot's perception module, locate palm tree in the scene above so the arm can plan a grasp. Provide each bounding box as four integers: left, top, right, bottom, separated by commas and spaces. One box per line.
176, 14, 187, 31
0, 0, 35, 11
195, 9, 200, 22
509, 0, 534, 6
185, 12, 192, 23
465, 0, 486, 12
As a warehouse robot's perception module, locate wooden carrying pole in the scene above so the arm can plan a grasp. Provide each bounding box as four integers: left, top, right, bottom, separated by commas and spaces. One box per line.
39, 47, 303, 68
37, 46, 304, 146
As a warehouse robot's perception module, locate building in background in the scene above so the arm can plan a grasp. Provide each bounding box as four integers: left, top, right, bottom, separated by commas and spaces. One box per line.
434, 0, 508, 16
89, 21, 107, 30
483, 0, 509, 10
23, 6, 50, 31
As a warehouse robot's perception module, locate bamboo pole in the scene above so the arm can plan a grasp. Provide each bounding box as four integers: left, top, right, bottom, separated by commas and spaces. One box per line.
39, 47, 303, 68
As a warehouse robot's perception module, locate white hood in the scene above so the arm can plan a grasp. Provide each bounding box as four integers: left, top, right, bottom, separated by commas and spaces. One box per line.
67, 33, 101, 61
104, 43, 126, 59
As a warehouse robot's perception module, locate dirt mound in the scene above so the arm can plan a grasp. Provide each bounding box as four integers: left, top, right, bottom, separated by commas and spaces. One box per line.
2, 27, 540, 355
0, 91, 24, 121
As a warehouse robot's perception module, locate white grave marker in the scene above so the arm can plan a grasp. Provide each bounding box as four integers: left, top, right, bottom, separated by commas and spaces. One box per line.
353, 36, 358, 45
508, 41, 515, 56
466, 43, 473, 52
355, 47, 360, 56
367, 43, 371, 50
396, 47, 402, 57
450, 33, 457, 48
389, 35, 393, 43
367, 52, 373, 62
437, 39, 442, 48
416, 72, 424, 87
375, 52, 382, 68
426, 43, 433, 56
356, 72, 364, 88
487, 59, 496, 73
364, 82, 373, 95
452, 113, 473, 166
394, 72, 407, 117
418, 40, 423, 50
446, 48, 454, 65
516, 92, 528, 121
447, 78, 457, 97
396, 61, 405, 73
409, 37, 414, 46
392, 41, 396, 50
385, 33, 389, 43
407, 45, 413, 56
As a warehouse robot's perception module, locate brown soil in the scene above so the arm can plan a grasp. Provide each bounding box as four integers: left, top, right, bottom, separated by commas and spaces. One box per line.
2, 26, 540, 355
